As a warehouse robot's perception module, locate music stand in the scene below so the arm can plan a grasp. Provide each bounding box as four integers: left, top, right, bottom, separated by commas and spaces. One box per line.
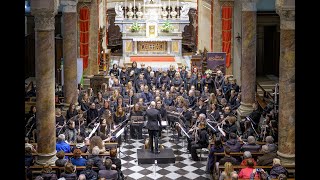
130, 116, 144, 139
115, 127, 128, 158
177, 123, 189, 153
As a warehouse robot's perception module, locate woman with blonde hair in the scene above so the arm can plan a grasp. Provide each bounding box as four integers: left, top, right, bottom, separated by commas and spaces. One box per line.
219, 162, 238, 180
88, 136, 106, 154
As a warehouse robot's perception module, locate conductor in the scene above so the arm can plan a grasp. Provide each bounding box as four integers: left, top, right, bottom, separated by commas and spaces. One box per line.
145, 101, 162, 154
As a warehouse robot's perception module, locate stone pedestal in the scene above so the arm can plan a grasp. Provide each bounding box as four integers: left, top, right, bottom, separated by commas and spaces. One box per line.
85, 0, 99, 75
276, 6, 295, 165
31, 2, 58, 165
237, 0, 257, 117
61, 0, 78, 105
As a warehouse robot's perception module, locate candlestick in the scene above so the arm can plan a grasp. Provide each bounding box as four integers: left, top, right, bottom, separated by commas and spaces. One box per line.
177, 0, 179, 17
169, 0, 170, 17
134, 0, 136, 18
125, 0, 127, 19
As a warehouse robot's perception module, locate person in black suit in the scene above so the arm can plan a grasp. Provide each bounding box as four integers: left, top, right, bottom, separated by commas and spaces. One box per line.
145, 101, 162, 154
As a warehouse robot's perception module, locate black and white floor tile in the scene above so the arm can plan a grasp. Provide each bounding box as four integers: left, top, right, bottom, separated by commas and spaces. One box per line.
118, 129, 212, 180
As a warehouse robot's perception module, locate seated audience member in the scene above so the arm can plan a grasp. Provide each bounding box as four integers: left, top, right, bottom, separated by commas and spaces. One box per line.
25, 137, 37, 153
270, 158, 288, 179
110, 148, 125, 179
78, 174, 86, 180
60, 162, 77, 180
71, 136, 88, 153
25, 147, 34, 180
219, 162, 238, 180
240, 151, 257, 166
207, 138, 224, 173
55, 150, 68, 167
224, 132, 242, 152
266, 136, 278, 153
238, 159, 259, 179
278, 173, 288, 180
40, 164, 58, 180
98, 159, 118, 179
88, 136, 107, 154
71, 148, 87, 166
257, 145, 277, 166
219, 146, 239, 166
79, 159, 98, 180
87, 146, 106, 170
56, 134, 71, 153
240, 136, 261, 152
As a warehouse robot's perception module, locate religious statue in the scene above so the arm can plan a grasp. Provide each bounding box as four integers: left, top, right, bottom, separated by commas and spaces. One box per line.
180, 2, 190, 19
127, 3, 134, 19
161, 3, 168, 20
136, 3, 144, 20
115, 2, 124, 19
170, 5, 177, 19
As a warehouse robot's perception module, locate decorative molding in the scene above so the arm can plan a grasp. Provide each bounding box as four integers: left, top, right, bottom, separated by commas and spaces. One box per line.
32, 9, 57, 31
277, 7, 295, 30
61, 0, 78, 13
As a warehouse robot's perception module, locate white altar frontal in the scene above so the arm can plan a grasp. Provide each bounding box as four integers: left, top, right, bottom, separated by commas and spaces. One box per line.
114, 0, 191, 68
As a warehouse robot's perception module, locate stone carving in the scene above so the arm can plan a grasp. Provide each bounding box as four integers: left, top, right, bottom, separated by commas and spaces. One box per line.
32, 9, 57, 31
161, 3, 168, 20
60, 0, 78, 13
115, 2, 124, 19
127, 3, 134, 19
180, 2, 190, 19
170, 5, 177, 19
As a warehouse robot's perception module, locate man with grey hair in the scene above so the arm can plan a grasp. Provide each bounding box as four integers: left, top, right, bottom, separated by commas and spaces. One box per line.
78, 174, 86, 180
240, 151, 257, 166
56, 134, 71, 153
266, 135, 278, 153
257, 145, 277, 166
240, 136, 261, 152
145, 101, 162, 154
87, 146, 106, 170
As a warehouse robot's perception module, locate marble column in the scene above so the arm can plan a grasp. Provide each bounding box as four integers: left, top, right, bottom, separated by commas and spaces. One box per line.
86, 0, 99, 75
276, 7, 295, 165
61, 0, 78, 105
31, 2, 58, 165
237, 0, 257, 117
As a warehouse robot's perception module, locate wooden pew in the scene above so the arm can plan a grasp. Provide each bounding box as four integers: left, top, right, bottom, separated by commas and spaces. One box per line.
32, 152, 111, 158
218, 165, 295, 178
28, 165, 99, 179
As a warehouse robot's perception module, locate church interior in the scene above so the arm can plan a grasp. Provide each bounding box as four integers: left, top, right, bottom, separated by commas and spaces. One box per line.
25, 0, 295, 179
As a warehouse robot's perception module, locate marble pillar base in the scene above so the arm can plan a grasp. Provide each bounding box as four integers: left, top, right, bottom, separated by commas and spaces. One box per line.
35, 150, 58, 165
277, 151, 295, 165
237, 102, 254, 118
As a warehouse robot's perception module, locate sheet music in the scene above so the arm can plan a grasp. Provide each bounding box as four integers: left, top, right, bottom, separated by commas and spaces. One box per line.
88, 122, 100, 139
179, 124, 190, 139
217, 125, 226, 136
161, 121, 168, 126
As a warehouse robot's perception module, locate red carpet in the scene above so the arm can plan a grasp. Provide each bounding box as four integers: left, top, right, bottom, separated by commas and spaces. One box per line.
130, 56, 175, 62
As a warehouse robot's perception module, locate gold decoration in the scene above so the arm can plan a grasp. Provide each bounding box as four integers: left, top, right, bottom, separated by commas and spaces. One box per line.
138, 42, 166, 52
125, 41, 133, 52
172, 41, 179, 52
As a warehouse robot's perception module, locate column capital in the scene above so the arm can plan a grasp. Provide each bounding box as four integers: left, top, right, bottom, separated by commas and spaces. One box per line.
61, 0, 78, 13
277, 8, 295, 30
31, 9, 58, 31
241, 0, 257, 12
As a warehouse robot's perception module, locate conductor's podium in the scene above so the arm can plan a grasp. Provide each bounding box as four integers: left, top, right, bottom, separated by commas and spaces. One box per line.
137, 148, 175, 164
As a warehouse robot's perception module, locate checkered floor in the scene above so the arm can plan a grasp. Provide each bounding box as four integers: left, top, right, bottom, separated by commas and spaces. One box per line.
118, 128, 212, 180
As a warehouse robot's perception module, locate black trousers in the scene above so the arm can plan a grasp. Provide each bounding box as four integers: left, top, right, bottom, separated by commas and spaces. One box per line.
148, 130, 159, 152
191, 143, 206, 161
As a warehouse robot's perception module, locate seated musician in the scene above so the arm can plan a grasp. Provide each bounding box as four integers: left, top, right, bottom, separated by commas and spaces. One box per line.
109, 89, 121, 102
171, 72, 183, 91
66, 103, 78, 120
148, 71, 157, 89
160, 71, 171, 89
113, 106, 127, 142
94, 91, 106, 110
207, 103, 220, 122
223, 115, 238, 137
184, 71, 194, 92
231, 92, 241, 111
201, 86, 210, 99
194, 97, 207, 116
167, 64, 177, 80
131, 103, 143, 117
135, 73, 148, 92
64, 120, 78, 143
140, 86, 154, 104
190, 121, 209, 161
228, 89, 238, 109
112, 78, 123, 92
55, 108, 66, 136
122, 81, 135, 97
216, 88, 224, 104
110, 63, 120, 77
113, 96, 127, 112
79, 92, 91, 111
119, 65, 129, 86
178, 86, 188, 99
87, 102, 99, 129
75, 110, 87, 137
175, 96, 185, 109
194, 72, 204, 93
188, 90, 197, 109
181, 103, 192, 128
163, 91, 174, 106
180, 65, 188, 81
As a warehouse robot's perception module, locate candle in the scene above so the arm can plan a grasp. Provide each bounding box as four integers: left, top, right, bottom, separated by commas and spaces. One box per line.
134, 0, 135, 18
169, 0, 170, 16
125, 0, 127, 18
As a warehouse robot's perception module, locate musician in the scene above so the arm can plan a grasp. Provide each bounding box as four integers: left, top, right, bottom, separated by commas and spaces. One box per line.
71, 136, 88, 153
203, 73, 215, 93
187, 90, 197, 109
113, 106, 127, 142
181, 104, 192, 128
231, 92, 241, 111
187, 113, 206, 151
184, 71, 194, 92
201, 86, 210, 100
119, 65, 129, 86
163, 91, 174, 106
135, 73, 148, 92
66, 103, 78, 120
224, 132, 242, 152
94, 92, 106, 110
109, 89, 121, 102
190, 121, 209, 161
179, 65, 188, 81
194, 97, 207, 116
229, 78, 240, 93
156, 100, 167, 138
140, 86, 154, 103
130, 103, 143, 117
175, 96, 185, 109
160, 71, 170, 89
145, 101, 162, 154
79, 92, 90, 111
171, 72, 183, 91
113, 96, 127, 113
221, 76, 231, 99
218, 98, 228, 112
109, 63, 120, 77
167, 64, 176, 80
87, 88, 95, 102
64, 120, 78, 143
110, 148, 125, 179
56, 108, 66, 136
214, 70, 224, 90
25, 81, 36, 98
216, 88, 224, 104
207, 104, 220, 122
223, 116, 238, 137
148, 71, 157, 89
228, 89, 237, 107
178, 87, 188, 99
194, 72, 204, 93
75, 110, 87, 137
87, 102, 99, 129
247, 102, 262, 130
25, 105, 36, 126
241, 120, 255, 142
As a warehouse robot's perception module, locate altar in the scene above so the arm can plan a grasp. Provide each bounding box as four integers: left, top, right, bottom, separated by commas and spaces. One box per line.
114, 0, 191, 68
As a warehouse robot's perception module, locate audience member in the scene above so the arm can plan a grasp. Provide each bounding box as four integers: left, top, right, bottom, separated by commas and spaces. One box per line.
56, 134, 71, 153
238, 159, 259, 179
87, 146, 106, 170
240, 136, 261, 152
219, 146, 239, 166
70, 148, 87, 166
224, 133, 242, 152
79, 159, 98, 180
219, 162, 238, 180
98, 159, 118, 179
55, 150, 68, 167
270, 158, 288, 179
257, 145, 277, 166
240, 151, 257, 166
60, 162, 77, 180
